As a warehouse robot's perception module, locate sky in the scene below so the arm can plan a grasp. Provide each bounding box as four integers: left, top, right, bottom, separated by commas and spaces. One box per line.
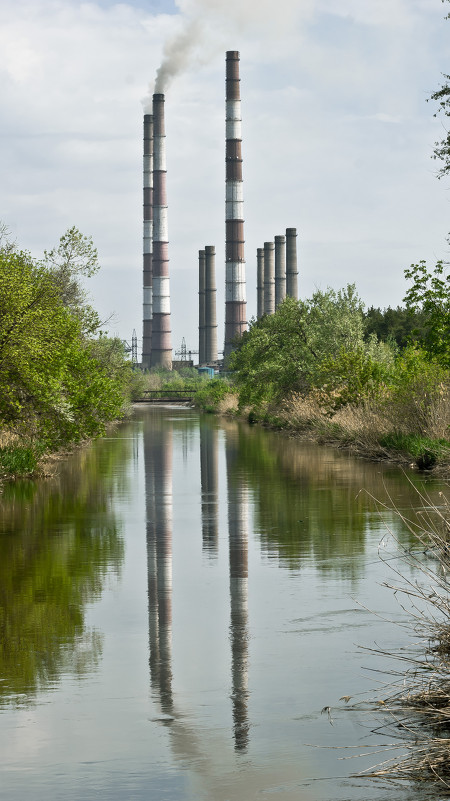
0, 0, 449, 359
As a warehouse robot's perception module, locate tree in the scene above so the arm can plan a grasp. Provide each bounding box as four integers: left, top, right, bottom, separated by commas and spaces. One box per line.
43, 226, 102, 335
229, 286, 390, 408
364, 305, 424, 349
428, 1, 450, 179
403, 260, 450, 366
0, 240, 133, 446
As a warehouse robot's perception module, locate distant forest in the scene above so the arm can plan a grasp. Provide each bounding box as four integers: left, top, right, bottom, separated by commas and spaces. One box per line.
363, 306, 424, 349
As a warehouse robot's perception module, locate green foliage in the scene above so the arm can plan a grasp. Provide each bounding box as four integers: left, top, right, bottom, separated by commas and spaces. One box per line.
0, 445, 43, 477
315, 345, 392, 409
43, 226, 101, 336
379, 433, 449, 469
364, 305, 424, 349
229, 287, 373, 408
403, 261, 450, 366
383, 346, 450, 438
194, 378, 234, 413
0, 228, 136, 455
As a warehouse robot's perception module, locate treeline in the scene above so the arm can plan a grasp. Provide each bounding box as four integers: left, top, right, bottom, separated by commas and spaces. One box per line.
363, 305, 425, 349
0, 225, 143, 477
199, 260, 449, 470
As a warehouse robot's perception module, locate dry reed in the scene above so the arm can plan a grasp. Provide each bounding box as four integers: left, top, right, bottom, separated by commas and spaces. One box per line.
354, 483, 450, 793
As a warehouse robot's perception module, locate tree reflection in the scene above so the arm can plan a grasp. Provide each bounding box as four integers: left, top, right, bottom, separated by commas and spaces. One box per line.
223, 421, 425, 576
0, 435, 127, 703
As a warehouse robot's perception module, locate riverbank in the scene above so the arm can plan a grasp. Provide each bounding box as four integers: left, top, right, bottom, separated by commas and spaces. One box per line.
0, 417, 126, 483
193, 380, 450, 477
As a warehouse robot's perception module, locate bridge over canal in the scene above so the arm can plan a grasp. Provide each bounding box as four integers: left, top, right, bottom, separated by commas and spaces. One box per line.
136, 389, 195, 404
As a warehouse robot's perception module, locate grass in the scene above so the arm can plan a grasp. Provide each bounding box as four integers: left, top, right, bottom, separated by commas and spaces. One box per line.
0, 444, 43, 478
379, 433, 450, 469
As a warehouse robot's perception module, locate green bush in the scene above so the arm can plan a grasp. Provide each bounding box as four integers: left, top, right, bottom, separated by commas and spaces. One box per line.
194, 379, 234, 413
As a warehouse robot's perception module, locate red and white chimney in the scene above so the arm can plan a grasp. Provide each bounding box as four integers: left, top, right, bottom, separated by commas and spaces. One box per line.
151, 93, 172, 369
224, 51, 247, 361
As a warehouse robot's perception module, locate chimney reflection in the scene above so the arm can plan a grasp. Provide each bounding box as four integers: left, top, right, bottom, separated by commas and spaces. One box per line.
200, 421, 219, 556
226, 429, 250, 752
145, 416, 174, 713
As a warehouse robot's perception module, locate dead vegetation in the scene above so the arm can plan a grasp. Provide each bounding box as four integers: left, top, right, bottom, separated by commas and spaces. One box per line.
353, 483, 450, 793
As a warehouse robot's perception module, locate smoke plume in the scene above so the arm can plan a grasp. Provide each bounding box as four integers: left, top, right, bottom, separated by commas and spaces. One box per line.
143, 0, 315, 106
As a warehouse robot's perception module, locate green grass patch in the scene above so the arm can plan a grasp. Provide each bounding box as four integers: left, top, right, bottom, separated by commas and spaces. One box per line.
379, 433, 450, 469
0, 444, 44, 478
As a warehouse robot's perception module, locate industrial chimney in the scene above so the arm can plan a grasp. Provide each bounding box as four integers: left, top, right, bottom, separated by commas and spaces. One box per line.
256, 247, 264, 319
224, 51, 247, 361
274, 234, 286, 309
142, 114, 153, 369
204, 245, 218, 363
263, 241, 275, 316
151, 93, 172, 369
198, 249, 206, 366
286, 228, 298, 300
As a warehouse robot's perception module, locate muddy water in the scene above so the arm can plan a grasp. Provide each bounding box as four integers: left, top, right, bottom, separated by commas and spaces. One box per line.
0, 406, 444, 801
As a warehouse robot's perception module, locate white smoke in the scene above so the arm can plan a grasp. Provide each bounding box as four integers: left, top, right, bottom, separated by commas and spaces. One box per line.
143, 0, 316, 106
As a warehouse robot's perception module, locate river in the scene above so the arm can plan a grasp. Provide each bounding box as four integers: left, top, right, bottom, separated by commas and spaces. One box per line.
0, 405, 446, 801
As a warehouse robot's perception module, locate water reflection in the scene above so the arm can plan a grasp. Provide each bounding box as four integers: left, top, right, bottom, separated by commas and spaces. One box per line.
0, 438, 127, 704
226, 426, 250, 752
200, 419, 219, 556
230, 422, 427, 575
145, 419, 174, 712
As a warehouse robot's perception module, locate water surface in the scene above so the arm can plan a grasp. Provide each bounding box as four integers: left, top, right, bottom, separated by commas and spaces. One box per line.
0, 406, 445, 800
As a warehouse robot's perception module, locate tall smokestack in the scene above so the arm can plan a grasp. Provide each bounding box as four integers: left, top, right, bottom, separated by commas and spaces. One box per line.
263, 241, 275, 316
286, 228, 298, 300
151, 93, 172, 369
142, 114, 153, 369
204, 245, 218, 363
224, 51, 247, 361
198, 249, 206, 366
256, 247, 264, 319
274, 234, 286, 309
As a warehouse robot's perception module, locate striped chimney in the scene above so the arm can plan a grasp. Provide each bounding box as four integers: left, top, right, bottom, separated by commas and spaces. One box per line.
286, 227, 298, 300
204, 245, 218, 363
263, 241, 275, 316
224, 51, 247, 361
274, 234, 286, 309
151, 93, 172, 369
142, 114, 153, 369
198, 249, 206, 365
256, 247, 264, 319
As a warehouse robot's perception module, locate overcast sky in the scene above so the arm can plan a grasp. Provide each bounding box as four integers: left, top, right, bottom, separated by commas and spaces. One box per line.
1, 0, 449, 358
